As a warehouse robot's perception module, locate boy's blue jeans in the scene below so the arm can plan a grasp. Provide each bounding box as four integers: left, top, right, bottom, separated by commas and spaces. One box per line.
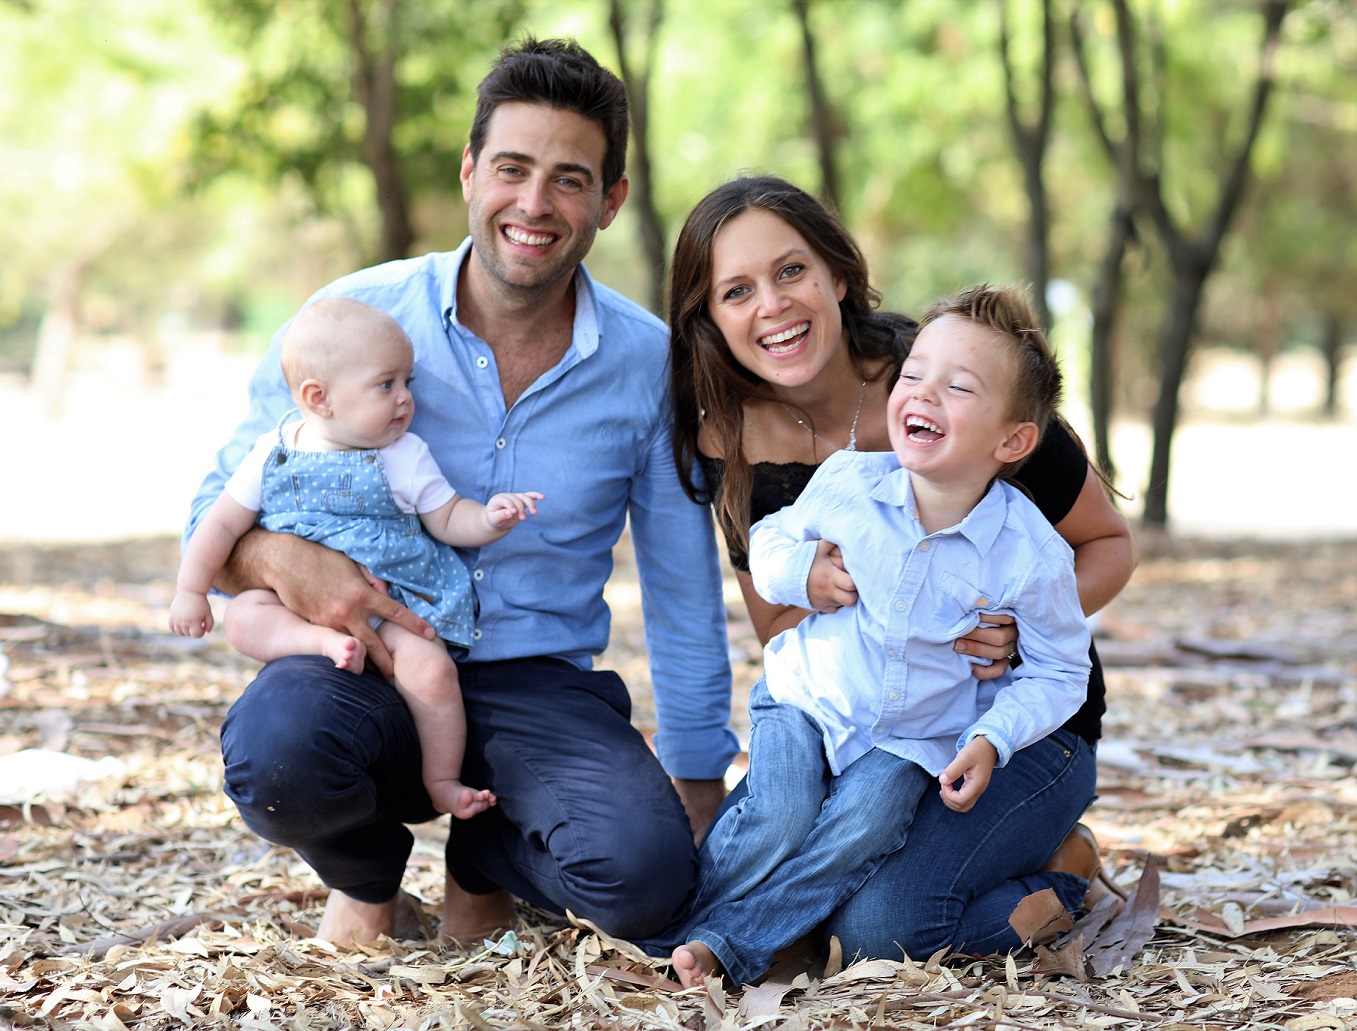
681, 678, 932, 987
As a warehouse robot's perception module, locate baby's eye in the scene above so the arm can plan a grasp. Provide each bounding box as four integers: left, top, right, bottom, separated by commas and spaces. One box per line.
379, 379, 394, 390
949, 383, 973, 393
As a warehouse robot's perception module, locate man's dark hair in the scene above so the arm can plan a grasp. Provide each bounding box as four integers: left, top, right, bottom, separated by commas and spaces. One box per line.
469, 37, 630, 191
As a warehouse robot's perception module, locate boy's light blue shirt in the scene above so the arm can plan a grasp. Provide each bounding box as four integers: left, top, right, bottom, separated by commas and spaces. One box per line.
750, 449, 1090, 777
188, 238, 738, 780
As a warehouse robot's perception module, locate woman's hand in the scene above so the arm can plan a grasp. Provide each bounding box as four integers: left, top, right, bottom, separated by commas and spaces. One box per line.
218, 528, 433, 679
954, 613, 1018, 681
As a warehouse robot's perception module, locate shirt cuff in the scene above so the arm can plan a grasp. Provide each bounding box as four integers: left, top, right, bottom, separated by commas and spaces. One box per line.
652, 725, 742, 781
760, 539, 819, 610
959, 726, 1015, 768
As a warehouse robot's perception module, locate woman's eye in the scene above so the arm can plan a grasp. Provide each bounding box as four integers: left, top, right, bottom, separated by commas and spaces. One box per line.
722, 285, 749, 302
780, 263, 805, 279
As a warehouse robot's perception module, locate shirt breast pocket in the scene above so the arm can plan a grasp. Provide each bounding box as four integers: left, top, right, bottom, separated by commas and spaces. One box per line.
292, 472, 366, 517
927, 571, 997, 642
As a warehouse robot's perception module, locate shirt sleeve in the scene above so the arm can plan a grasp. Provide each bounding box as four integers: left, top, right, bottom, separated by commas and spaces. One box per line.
961, 533, 1092, 766
221, 434, 274, 512
626, 409, 738, 781
395, 433, 457, 514
184, 328, 296, 547
748, 513, 819, 611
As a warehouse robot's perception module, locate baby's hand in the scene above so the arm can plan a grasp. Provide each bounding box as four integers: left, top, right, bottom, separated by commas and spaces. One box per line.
169, 592, 214, 638
938, 736, 998, 813
806, 539, 857, 612
484, 491, 545, 531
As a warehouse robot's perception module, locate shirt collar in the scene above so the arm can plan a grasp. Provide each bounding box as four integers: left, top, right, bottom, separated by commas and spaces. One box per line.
442, 236, 601, 358
870, 465, 1010, 555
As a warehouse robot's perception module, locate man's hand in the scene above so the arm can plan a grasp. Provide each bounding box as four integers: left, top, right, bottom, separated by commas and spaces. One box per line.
805, 540, 857, 613
673, 778, 727, 844
220, 528, 432, 679
954, 612, 1018, 681
938, 736, 998, 813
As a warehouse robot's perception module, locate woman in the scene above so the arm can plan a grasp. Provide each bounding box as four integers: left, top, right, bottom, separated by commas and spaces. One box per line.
668, 175, 1136, 962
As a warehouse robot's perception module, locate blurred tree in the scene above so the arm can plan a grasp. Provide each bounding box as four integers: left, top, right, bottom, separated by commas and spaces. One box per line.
1078, 0, 1290, 526
607, 0, 668, 313
188, 0, 522, 264
999, 0, 1056, 335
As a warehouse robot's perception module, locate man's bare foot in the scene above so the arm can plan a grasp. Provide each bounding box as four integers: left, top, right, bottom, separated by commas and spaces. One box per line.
672, 942, 721, 989
315, 889, 398, 946
427, 781, 498, 820
322, 633, 366, 673
440, 874, 515, 946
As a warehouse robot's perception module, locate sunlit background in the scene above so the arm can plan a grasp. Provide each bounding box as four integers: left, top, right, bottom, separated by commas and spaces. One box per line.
2, 0, 1353, 543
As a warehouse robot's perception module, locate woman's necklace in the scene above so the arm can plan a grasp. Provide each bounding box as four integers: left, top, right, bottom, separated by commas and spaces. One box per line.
781, 380, 867, 454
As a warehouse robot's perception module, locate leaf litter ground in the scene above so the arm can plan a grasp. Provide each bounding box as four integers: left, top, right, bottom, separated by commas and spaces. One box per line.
0, 533, 1354, 1029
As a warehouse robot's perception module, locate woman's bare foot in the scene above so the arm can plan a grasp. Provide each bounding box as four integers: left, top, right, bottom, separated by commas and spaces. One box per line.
427, 781, 497, 820
440, 874, 516, 946
315, 889, 398, 946
672, 942, 721, 989
322, 633, 366, 673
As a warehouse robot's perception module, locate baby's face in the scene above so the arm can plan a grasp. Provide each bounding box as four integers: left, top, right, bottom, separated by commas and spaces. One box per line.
320, 322, 416, 450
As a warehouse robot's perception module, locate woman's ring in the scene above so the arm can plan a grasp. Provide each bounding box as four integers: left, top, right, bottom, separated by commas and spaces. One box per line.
1006, 648, 1017, 661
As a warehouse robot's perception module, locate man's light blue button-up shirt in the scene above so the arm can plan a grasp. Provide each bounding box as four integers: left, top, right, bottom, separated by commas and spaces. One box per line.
188, 238, 738, 779
750, 449, 1090, 777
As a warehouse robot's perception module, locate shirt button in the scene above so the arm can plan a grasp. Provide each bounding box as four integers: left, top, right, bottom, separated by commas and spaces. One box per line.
894, 600, 906, 612
889, 690, 900, 700
919, 540, 931, 552
476, 356, 489, 369
495, 437, 506, 449
472, 629, 483, 640
473, 569, 485, 581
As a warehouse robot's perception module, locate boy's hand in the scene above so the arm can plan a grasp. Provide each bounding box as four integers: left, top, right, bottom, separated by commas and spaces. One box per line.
169, 592, 214, 637
484, 491, 545, 531
806, 540, 857, 612
938, 736, 998, 813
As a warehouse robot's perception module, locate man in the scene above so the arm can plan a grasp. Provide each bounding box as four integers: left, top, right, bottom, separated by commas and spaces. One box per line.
189, 38, 737, 947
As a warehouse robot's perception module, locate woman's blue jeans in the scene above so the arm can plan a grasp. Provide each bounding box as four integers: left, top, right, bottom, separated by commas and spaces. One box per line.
824, 727, 1097, 960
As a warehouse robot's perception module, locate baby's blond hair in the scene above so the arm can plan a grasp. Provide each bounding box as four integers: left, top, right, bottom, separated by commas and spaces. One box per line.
280, 297, 408, 389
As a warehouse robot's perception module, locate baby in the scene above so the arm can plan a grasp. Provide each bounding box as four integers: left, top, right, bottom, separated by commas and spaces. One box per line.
171, 297, 542, 819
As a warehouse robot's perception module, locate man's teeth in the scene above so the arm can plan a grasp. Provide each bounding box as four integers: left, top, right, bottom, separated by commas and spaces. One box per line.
504, 226, 555, 246
760, 322, 809, 348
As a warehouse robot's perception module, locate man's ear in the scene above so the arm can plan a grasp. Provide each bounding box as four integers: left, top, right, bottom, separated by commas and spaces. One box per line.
460, 144, 476, 203
996, 422, 1039, 465
296, 379, 331, 418
597, 173, 629, 231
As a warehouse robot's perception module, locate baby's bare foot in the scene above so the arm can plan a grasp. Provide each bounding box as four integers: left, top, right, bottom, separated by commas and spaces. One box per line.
325, 635, 366, 672
672, 942, 720, 989
429, 781, 497, 820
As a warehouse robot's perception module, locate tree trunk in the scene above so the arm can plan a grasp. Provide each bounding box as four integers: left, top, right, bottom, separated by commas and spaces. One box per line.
347, 0, 414, 262
1143, 269, 1208, 527
1000, 0, 1055, 333
31, 259, 93, 420
1255, 284, 1282, 417
792, 0, 841, 211
608, 0, 667, 314
1320, 314, 1344, 418
1087, 204, 1134, 478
